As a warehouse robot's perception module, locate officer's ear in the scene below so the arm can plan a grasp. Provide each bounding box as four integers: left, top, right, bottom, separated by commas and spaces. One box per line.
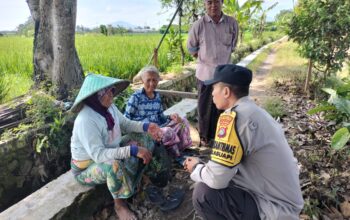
223, 85, 231, 98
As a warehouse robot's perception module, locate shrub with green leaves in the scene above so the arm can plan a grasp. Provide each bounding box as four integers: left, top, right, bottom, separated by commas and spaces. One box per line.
114, 87, 134, 113
288, 0, 350, 78
26, 92, 62, 127
308, 79, 350, 150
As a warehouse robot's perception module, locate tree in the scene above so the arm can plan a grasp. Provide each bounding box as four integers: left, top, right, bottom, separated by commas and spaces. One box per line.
159, 0, 205, 66
160, 0, 184, 65
107, 25, 115, 35
223, 0, 263, 44
76, 25, 92, 34
115, 26, 129, 35
250, 2, 278, 38
100, 25, 108, 36
274, 9, 293, 33
16, 16, 35, 37
160, 0, 204, 25
27, 0, 83, 100
288, 0, 350, 92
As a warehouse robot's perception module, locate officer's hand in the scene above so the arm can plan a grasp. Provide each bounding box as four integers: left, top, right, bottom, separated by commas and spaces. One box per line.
184, 157, 200, 173
137, 146, 152, 164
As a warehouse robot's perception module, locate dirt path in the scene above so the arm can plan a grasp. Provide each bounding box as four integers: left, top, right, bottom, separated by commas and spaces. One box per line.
249, 47, 276, 104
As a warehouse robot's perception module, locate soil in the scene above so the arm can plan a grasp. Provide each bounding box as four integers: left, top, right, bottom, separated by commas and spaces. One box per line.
94, 48, 350, 220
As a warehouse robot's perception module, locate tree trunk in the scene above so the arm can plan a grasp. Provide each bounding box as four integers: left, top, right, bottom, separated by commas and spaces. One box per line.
178, 3, 185, 66
239, 27, 244, 46
304, 59, 312, 95
27, 0, 83, 100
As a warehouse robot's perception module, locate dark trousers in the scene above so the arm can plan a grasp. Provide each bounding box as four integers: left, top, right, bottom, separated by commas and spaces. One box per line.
193, 182, 260, 220
197, 79, 222, 141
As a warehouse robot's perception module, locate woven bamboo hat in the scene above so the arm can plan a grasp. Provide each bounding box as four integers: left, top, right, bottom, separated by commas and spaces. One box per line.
70, 73, 130, 112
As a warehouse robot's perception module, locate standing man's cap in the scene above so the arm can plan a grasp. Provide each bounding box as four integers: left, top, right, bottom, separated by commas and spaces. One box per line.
204, 64, 252, 86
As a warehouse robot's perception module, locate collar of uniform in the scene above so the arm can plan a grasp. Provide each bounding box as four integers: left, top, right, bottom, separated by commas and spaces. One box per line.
204, 13, 226, 23
224, 96, 250, 113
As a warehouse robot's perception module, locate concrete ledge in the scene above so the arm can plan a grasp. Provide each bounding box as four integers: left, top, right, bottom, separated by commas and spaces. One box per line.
236, 36, 287, 67
0, 98, 198, 220
0, 171, 93, 220
164, 98, 197, 118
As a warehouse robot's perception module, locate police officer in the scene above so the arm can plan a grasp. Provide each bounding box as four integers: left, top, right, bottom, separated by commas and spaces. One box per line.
184, 64, 304, 220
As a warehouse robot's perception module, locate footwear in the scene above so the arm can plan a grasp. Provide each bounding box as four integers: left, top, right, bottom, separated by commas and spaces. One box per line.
149, 170, 170, 188
159, 188, 185, 211
199, 138, 208, 147
145, 185, 165, 205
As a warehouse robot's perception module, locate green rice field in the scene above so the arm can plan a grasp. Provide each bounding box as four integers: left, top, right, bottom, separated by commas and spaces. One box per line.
0, 31, 282, 102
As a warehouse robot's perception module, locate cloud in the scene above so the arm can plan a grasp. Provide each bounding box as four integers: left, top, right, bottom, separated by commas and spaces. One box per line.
105, 6, 112, 12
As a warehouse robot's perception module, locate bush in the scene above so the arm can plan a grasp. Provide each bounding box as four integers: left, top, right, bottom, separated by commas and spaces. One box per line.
308, 78, 350, 151
114, 87, 134, 113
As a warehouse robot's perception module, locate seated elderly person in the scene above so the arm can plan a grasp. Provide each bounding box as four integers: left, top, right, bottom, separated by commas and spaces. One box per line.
125, 66, 192, 157
70, 73, 170, 220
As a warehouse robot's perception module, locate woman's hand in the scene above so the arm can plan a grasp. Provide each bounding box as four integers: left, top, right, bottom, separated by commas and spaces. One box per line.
184, 157, 200, 173
148, 123, 162, 141
170, 113, 182, 123
137, 146, 152, 164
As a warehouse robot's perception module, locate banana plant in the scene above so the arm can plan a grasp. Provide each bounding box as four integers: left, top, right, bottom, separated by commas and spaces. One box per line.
223, 0, 263, 44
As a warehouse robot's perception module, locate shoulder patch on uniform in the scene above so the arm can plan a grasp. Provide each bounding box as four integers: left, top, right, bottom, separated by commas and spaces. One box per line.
210, 111, 243, 168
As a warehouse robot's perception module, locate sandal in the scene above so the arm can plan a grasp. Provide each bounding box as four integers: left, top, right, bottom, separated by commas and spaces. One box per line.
145, 185, 165, 205
159, 188, 185, 211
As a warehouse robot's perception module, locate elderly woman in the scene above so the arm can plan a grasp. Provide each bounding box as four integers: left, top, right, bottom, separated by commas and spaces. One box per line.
124, 66, 192, 157
70, 73, 168, 220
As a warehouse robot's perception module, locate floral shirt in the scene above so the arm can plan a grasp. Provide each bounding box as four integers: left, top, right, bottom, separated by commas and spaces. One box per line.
124, 88, 170, 127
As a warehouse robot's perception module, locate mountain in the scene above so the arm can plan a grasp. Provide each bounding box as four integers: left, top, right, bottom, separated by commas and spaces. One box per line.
110, 21, 136, 29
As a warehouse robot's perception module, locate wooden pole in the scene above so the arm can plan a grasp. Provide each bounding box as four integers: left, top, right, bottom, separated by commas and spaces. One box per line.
153, 48, 158, 67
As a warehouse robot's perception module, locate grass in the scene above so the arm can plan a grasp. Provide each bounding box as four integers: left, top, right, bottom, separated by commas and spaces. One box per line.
0, 31, 283, 102
261, 96, 286, 118
267, 40, 308, 85
266, 40, 349, 96
0, 36, 33, 77
1, 74, 33, 103
75, 33, 172, 79
247, 46, 272, 72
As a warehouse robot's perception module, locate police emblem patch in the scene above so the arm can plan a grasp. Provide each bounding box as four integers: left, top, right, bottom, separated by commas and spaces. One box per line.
218, 127, 227, 138
211, 111, 244, 167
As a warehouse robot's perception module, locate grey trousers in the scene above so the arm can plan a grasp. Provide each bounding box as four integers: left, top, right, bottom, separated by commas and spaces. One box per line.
197, 79, 222, 141
193, 182, 260, 220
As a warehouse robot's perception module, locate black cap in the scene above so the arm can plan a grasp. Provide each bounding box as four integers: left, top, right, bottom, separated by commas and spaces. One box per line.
204, 64, 252, 86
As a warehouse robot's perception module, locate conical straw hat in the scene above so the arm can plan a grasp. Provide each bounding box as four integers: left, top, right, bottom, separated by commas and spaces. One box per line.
70, 73, 130, 112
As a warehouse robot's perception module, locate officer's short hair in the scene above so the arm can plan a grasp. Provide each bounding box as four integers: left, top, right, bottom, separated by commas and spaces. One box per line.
222, 83, 249, 99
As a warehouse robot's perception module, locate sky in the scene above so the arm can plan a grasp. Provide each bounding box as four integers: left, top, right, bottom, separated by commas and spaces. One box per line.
0, 0, 295, 31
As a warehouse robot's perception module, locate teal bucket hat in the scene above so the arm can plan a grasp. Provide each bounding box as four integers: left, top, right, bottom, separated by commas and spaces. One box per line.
70, 73, 130, 112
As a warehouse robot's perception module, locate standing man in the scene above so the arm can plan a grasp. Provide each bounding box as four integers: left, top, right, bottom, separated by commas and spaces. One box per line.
187, 0, 239, 146
184, 65, 304, 220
